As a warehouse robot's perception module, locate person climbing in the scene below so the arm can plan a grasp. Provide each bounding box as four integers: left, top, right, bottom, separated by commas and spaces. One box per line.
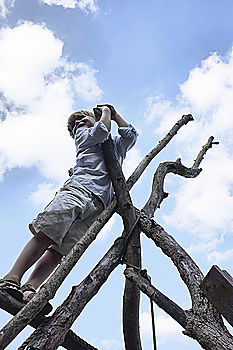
0, 104, 138, 305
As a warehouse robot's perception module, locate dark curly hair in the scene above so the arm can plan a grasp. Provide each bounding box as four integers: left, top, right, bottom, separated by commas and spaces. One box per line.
67, 110, 95, 138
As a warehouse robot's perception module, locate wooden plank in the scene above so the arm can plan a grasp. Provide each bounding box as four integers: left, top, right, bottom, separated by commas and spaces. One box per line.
200, 265, 233, 327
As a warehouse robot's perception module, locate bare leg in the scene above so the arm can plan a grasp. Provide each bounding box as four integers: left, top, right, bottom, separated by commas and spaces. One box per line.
24, 249, 62, 290
4, 232, 55, 285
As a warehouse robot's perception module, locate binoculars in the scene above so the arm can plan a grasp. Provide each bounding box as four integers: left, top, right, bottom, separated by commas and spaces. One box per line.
93, 107, 102, 121
93, 105, 114, 121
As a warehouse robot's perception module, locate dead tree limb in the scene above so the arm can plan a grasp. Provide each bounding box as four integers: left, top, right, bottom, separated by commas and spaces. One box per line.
142, 159, 201, 217
192, 136, 219, 168
127, 114, 194, 189
127, 136, 233, 349
18, 136, 142, 350
0, 290, 98, 350
102, 137, 143, 350
139, 215, 233, 349
122, 225, 142, 350
0, 114, 194, 348
124, 268, 187, 328
18, 229, 138, 349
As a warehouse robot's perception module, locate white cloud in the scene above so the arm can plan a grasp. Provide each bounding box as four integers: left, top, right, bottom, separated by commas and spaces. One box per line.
123, 147, 142, 179
0, 0, 15, 17
78, 0, 98, 13
40, 0, 98, 12
97, 216, 116, 241
72, 63, 102, 101
188, 237, 223, 256
140, 311, 183, 339
0, 23, 63, 105
0, 22, 102, 183
30, 183, 58, 206
207, 249, 233, 264
100, 339, 122, 350
41, 0, 77, 8
144, 48, 233, 254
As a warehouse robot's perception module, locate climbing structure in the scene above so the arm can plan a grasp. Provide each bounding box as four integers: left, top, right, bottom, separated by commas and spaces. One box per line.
0, 114, 232, 350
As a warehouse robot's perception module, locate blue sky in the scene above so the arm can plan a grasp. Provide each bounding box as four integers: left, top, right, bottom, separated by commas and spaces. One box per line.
0, 0, 233, 349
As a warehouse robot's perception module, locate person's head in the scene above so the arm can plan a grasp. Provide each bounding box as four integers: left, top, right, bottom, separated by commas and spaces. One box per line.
67, 110, 96, 138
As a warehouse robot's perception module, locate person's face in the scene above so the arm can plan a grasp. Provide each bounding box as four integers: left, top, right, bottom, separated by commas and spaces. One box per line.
73, 114, 95, 135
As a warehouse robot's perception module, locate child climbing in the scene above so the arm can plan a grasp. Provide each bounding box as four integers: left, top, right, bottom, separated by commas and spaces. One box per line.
0, 104, 138, 304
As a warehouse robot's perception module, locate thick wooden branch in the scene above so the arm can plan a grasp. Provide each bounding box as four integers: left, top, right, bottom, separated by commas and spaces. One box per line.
0, 290, 98, 350
139, 215, 233, 349
143, 136, 218, 217
139, 136, 219, 302
124, 268, 187, 328
0, 114, 194, 348
143, 159, 201, 217
18, 235, 133, 349
0, 210, 114, 349
127, 114, 193, 190
18, 137, 142, 350
139, 214, 203, 302
102, 137, 142, 350
122, 225, 142, 350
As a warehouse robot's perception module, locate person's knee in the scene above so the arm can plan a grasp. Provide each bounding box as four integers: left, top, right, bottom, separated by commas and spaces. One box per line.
35, 231, 56, 246
48, 248, 63, 263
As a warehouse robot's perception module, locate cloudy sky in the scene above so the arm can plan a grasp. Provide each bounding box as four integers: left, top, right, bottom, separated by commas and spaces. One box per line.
0, 1, 233, 349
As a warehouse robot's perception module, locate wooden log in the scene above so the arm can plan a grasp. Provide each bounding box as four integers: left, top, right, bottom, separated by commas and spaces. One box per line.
200, 265, 233, 327
0, 290, 98, 350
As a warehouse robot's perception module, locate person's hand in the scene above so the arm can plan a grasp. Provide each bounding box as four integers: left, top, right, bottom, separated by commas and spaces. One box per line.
97, 104, 116, 120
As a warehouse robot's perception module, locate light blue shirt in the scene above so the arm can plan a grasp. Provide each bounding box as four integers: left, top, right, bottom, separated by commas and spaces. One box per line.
72, 121, 138, 207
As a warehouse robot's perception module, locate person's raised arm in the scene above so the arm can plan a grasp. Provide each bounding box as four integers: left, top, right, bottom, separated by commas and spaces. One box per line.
97, 104, 129, 128
97, 106, 111, 131
113, 112, 129, 127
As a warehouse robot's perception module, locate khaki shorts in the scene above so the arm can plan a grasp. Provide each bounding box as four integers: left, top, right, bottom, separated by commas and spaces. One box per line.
29, 177, 103, 256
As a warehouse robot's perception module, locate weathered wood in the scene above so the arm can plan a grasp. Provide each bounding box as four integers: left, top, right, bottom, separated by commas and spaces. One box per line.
200, 265, 233, 327
122, 225, 142, 350
0, 290, 98, 350
103, 137, 142, 350
124, 268, 187, 328
139, 214, 233, 349
2, 115, 228, 350
127, 114, 194, 189
18, 136, 142, 350
0, 115, 193, 349
18, 234, 134, 349
192, 136, 219, 168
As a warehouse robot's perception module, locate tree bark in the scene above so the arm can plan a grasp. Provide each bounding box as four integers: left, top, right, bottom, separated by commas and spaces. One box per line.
18, 233, 134, 349
0, 290, 98, 350
122, 226, 142, 350
139, 214, 233, 349
103, 137, 142, 350
124, 268, 187, 328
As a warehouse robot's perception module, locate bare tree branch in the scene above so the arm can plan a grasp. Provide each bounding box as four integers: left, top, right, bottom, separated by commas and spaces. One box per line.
139, 215, 233, 349
18, 233, 136, 349
124, 268, 187, 328
0, 290, 98, 350
101, 137, 143, 350
192, 136, 219, 168
127, 114, 193, 190
142, 159, 201, 217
